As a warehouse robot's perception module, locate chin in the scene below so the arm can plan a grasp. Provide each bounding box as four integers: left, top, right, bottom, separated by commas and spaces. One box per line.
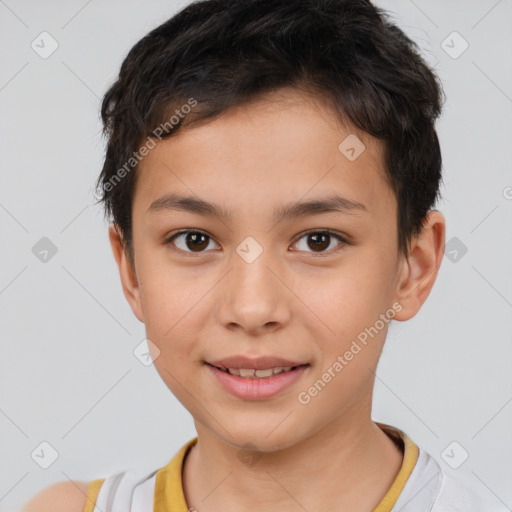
218, 420, 305, 453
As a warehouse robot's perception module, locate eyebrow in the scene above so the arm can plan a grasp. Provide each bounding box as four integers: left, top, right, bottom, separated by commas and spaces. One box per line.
146, 192, 368, 222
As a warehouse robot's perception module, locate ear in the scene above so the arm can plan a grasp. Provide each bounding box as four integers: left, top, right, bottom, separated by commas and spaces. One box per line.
393, 210, 446, 321
108, 224, 144, 323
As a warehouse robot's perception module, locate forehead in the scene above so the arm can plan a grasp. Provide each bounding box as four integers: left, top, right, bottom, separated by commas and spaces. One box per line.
134, 88, 395, 223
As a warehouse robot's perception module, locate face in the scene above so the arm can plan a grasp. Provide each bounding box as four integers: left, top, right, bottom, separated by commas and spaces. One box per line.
110, 88, 443, 452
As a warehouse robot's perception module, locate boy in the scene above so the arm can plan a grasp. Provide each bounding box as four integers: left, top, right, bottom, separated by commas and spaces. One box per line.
22, 0, 507, 511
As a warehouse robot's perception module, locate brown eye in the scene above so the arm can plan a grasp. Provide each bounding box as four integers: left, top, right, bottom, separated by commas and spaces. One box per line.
292, 230, 347, 254
168, 230, 219, 253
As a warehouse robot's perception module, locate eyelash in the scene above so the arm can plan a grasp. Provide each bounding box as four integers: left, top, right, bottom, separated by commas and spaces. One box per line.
165, 229, 350, 257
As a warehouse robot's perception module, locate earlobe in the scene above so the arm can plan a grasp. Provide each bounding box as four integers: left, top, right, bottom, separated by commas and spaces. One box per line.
393, 210, 446, 322
108, 224, 145, 323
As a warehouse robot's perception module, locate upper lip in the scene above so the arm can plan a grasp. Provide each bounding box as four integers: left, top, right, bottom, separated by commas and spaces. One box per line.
207, 356, 309, 370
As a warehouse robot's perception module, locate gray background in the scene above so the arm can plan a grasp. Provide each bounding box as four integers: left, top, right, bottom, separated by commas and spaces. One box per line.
0, 0, 511, 510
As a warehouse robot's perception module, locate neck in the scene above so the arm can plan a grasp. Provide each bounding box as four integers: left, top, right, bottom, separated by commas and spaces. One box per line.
182, 414, 404, 512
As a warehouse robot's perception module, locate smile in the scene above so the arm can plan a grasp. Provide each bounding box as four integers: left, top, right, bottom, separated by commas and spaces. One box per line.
211, 364, 303, 378
206, 363, 310, 400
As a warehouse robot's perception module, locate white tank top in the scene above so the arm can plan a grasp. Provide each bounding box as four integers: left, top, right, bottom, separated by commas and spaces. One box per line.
92, 439, 506, 512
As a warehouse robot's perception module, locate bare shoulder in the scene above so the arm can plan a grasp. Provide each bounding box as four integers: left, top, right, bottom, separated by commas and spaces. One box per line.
22, 480, 89, 512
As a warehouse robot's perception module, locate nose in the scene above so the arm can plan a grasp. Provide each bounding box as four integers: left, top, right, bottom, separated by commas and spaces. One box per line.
215, 249, 291, 336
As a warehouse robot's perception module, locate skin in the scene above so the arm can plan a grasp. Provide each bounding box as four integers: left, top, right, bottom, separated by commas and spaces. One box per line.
22, 481, 88, 512
107, 87, 445, 512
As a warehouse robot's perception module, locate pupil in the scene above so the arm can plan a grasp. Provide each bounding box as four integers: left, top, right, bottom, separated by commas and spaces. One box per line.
308, 232, 329, 251
187, 232, 208, 251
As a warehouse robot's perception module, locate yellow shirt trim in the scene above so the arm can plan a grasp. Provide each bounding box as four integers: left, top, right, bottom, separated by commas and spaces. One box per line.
83, 478, 105, 512
373, 423, 419, 511
154, 423, 419, 512
155, 437, 198, 511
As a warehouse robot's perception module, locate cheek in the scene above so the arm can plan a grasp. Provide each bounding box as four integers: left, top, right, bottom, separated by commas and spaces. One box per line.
137, 253, 201, 331
300, 267, 385, 335
297, 261, 393, 377
135, 266, 196, 373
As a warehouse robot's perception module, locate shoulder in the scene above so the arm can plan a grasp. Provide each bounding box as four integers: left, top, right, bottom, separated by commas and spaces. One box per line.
431, 470, 508, 512
21, 481, 89, 512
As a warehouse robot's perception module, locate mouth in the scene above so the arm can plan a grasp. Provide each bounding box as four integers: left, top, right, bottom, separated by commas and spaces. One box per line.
205, 361, 311, 400
206, 362, 309, 379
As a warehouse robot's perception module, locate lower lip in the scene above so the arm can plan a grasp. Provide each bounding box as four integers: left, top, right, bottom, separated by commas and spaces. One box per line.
206, 364, 309, 400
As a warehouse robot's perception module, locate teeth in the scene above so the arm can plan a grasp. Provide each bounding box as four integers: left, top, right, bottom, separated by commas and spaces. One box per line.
224, 366, 296, 378
238, 368, 255, 377
255, 368, 274, 378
